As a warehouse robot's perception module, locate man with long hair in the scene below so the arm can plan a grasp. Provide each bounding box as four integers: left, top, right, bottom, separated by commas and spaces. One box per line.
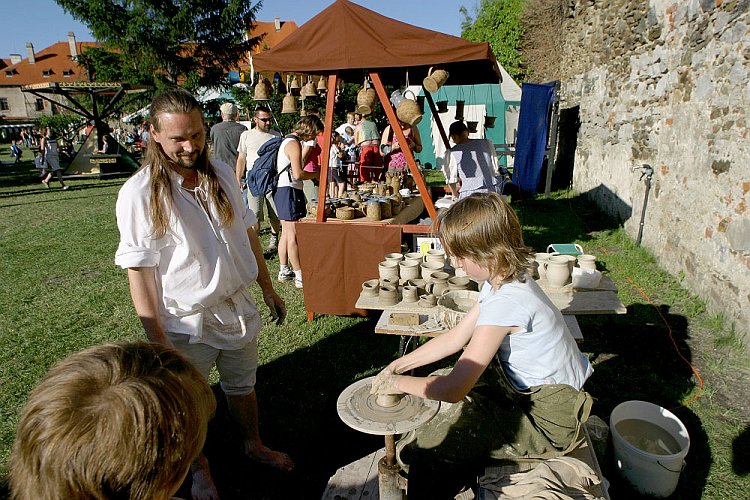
115, 87, 292, 499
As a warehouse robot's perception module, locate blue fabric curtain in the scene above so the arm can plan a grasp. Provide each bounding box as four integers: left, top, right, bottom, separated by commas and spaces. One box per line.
513, 82, 555, 194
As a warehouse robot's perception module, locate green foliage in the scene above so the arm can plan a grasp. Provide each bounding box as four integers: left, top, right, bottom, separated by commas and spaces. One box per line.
35, 114, 85, 141
55, 0, 263, 92
460, 0, 525, 81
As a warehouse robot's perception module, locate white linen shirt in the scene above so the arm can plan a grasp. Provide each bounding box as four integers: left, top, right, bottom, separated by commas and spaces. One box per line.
115, 160, 260, 347
476, 277, 593, 391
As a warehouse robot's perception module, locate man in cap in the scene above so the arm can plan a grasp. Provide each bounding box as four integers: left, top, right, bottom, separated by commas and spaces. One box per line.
235, 105, 283, 251
211, 102, 247, 170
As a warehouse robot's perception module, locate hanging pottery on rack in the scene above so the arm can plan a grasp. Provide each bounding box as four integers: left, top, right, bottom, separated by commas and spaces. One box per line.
356, 78, 377, 115
253, 76, 271, 101
423, 66, 449, 93
466, 85, 478, 132
435, 85, 448, 114
281, 93, 297, 114
391, 89, 422, 126
485, 85, 496, 128
301, 76, 317, 99
289, 75, 301, 96
317, 76, 327, 94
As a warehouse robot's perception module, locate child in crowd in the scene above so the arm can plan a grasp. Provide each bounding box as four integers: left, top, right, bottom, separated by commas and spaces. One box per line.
371, 192, 593, 498
9, 341, 216, 500
328, 131, 347, 198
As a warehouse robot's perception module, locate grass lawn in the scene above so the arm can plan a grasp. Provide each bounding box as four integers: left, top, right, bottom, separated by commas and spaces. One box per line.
0, 145, 748, 499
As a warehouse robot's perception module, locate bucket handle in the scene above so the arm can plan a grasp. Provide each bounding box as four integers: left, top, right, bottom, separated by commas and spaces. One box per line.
403, 89, 416, 101
657, 459, 686, 474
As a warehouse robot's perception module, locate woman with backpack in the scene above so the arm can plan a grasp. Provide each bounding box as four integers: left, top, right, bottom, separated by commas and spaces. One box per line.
274, 115, 324, 289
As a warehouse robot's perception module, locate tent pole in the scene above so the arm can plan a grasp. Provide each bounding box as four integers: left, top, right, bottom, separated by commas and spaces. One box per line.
423, 91, 450, 150
370, 72, 437, 222
316, 72, 338, 222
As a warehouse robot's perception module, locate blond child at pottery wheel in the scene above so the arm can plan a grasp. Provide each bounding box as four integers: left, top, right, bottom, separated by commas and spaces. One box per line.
370, 192, 594, 498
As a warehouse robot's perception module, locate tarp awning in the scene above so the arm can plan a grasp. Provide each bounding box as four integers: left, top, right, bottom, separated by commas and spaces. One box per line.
252, 0, 501, 86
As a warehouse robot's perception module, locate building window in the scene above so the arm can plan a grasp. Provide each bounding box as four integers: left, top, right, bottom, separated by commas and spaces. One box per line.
35, 99, 44, 111
5, 70, 14, 77
0, 98, 9, 111
43, 69, 53, 77
63, 69, 74, 77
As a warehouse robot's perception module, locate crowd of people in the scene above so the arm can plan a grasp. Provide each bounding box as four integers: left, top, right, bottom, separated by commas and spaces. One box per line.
8, 88, 577, 500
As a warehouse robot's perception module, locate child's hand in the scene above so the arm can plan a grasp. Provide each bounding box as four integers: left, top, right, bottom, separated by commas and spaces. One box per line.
370, 368, 403, 395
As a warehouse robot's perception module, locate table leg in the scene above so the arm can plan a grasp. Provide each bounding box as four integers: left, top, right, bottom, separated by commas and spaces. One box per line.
379, 433, 404, 499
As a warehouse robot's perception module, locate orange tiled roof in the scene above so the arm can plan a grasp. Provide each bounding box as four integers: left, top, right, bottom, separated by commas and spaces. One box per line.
1, 41, 99, 86
0, 59, 9, 70
250, 20, 298, 55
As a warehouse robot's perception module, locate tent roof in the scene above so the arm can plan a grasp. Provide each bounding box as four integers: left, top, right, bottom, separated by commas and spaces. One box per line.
252, 0, 501, 86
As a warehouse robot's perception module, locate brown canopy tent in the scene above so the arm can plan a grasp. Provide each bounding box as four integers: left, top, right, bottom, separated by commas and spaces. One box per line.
252, 0, 501, 318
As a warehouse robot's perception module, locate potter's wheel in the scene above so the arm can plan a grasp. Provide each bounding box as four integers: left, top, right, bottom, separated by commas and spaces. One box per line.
337, 376, 440, 436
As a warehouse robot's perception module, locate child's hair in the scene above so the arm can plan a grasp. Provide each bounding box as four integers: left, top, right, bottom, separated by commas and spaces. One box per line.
437, 192, 533, 284
9, 341, 216, 500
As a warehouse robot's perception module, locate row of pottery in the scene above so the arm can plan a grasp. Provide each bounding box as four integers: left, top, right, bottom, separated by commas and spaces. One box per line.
533, 252, 598, 288
362, 275, 474, 306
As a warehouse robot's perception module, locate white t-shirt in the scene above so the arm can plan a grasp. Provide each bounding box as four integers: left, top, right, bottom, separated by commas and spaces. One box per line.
476, 278, 593, 391
237, 127, 281, 173
276, 136, 303, 190
115, 160, 261, 349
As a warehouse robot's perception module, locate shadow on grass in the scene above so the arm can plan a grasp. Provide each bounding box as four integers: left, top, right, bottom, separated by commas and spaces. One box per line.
733, 424, 750, 476
579, 303, 709, 499
175, 317, 402, 499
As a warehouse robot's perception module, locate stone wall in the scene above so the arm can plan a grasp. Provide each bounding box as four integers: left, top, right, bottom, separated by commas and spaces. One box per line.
558, 0, 750, 343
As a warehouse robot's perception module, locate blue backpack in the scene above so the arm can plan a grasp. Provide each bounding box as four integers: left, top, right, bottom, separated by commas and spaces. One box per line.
246, 134, 299, 197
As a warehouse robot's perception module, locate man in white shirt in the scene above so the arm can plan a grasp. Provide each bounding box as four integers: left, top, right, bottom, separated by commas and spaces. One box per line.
115, 89, 293, 499
235, 105, 282, 251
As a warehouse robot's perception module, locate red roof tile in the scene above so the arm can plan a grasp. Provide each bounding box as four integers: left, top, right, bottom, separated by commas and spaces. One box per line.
1, 41, 99, 86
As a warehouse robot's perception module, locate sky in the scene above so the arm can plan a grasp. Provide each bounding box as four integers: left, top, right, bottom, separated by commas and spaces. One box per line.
1, 0, 472, 60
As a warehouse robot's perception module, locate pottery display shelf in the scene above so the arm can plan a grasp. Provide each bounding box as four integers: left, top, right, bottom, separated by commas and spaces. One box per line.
535, 274, 618, 292
302, 195, 424, 225
355, 290, 439, 314
536, 274, 627, 315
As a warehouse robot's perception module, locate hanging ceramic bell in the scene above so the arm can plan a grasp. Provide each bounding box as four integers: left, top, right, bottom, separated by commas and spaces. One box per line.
253, 77, 270, 101
317, 76, 327, 93
289, 76, 301, 96
301, 78, 317, 99
281, 94, 297, 114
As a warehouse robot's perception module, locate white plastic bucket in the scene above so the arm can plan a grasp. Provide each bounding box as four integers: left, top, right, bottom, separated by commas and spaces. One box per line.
610, 400, 690, 497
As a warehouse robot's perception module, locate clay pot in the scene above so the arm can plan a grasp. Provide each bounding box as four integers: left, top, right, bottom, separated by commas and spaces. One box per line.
467, 121, 478, 133
454, 100, 465, 120
436, 100, 449, 113
378, 285, 398, 306
422, 67, 449, 93
404, 252, 423, 265
399, 260, 421, 281
378, 260, 400, 282
397, 98, 423, 126
577, 254, 597, 270
407, 278, 426, 295
384, 252, 403, 263
421, 261, 444, 282
419, 294, 437, 308
426, 271, 450, 296
545, 255, 571, 288
357, 87, 377, 115
253, 77, 271, 101
336, 207, 355, 220
485, 115, 497, 128
361, 279, 380, 297
425, 249, 446, 265
289, 76, 301, 96
448, 276, 471, 291
402, 285, 419, 303
535, 252, 552, 279
366, 200, 381, 221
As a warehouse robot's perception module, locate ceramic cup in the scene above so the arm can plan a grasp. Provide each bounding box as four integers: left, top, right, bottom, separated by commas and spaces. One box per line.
399, 260, 421, 281
403, 252, 423, 265
384, 252, 403, 263
545, 255, 571, 288
407, 279, 426, 295
380, 277, 399, 287
419, 293, 437, 308
361, 279, 380, 297
534, 252, 552, 279
378, 260, 400, 282
402, 285, 419, 303
577, 254, 597, 271
421, 261, 445, 282
448, 276, 471, 291
426, 272, 450, 296
378, 285, 398, 306
425, 249, 446, 265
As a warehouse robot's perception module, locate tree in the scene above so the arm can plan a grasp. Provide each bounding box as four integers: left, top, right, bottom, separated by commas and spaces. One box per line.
56, 0, 263, 92
460, 0, 526, 81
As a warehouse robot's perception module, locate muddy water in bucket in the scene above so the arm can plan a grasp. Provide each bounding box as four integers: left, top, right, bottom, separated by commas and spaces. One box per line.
610, 400, 690, 498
